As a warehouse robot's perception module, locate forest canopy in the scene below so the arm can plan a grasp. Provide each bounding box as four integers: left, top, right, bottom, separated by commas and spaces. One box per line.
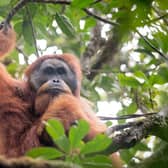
1, 0, 168, 168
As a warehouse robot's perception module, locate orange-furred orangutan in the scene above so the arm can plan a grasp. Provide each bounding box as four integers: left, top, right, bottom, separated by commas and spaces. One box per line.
0, 22, 106, 157
35, 79, 105, 141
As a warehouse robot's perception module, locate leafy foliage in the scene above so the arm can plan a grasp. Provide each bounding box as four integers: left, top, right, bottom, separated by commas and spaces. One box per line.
1, 0, 168, 167
27, 119, 112, 167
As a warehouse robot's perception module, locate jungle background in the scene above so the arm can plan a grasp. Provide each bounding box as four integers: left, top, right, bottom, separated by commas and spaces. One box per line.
1, 0, 168, 168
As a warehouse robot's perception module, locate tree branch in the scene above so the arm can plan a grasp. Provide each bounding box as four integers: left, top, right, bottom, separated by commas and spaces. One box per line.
135, 30, 168, 61
99, 113, 156, 120
81, 22, 105, 71
0, 156, 80, 168
86, 33, 120, 79
83, 9, 118, 26
5, 0, 29, 24
104, 109, 168, 154
4, 0, 71, 24
16, 46, 29, 65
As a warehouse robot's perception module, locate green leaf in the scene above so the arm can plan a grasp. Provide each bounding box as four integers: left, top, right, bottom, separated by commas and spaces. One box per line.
14, 21, 23, 37
55, 136, 70, 153
158, 67, 168, 82
84, 18, 96, 30
153, 32, 168, 53
0, 0, 10, 6
55, 13, 75, 38
69, 120, 89, 149
134, 71, 148, 82
156, 0, 168, 9
26, 147, 63, 160
71, 0, 93, 8
120, 148, 136, 163
118, 73, 141, 88
81, 134, 111, 155
82, 155, 112, 168
134, 142, 150, 151
121, 102, 137, 115
149, 73, 168, 85
45, 119, 65, 139
22, 20, 34, 45
45, 119, 70, 153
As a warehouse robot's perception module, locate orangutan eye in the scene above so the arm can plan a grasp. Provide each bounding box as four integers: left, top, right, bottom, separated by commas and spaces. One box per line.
43, 66, 54, 74
56, 67, 66, 75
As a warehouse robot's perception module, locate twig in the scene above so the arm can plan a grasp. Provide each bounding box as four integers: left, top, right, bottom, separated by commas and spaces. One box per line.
32, 0, 71, 5
149, 89, 154, 110
16, 46, 29, 65
5, 0, 29, 24
146, 13, 168, 25
83, 8, 118, 26
152, 7, 168, 26
136, 30, 168, 61
90, 0, 103, 6
25, 6, 39, 57
99, 113, 156, 120
0, 156, 80, 168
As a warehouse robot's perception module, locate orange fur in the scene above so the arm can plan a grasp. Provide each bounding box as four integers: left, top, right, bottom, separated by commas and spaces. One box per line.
35, 81, 106, 140
0, 26, 122, 168
25, 54, 82, 97
36, 81, 122, 168
0, 26, 16, 58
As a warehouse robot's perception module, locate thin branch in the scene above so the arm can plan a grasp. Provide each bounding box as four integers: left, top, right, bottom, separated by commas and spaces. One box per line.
90, 0, 103, 6
136, 30, 168, 61
32, 0, 71, 5
16, 46, 29, 65
4, 0, 71, 24
152, 7, 168, 26
146, 13, 168, 25
99, 113, 156, 120
5, 0, 29, 24
83, 8, 118, 26
25, 6, 39, 57
0, 156, 80, 168
149, 89, 154, 110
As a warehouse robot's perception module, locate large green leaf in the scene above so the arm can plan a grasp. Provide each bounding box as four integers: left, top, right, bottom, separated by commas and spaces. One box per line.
45, 119, 70, 153
81, 134, 111, 155
55, 13, 75, 38
69, 120, 89, 149
22, 19, 34, 45
26, 147, 63, 160
45, 119, 65, 139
